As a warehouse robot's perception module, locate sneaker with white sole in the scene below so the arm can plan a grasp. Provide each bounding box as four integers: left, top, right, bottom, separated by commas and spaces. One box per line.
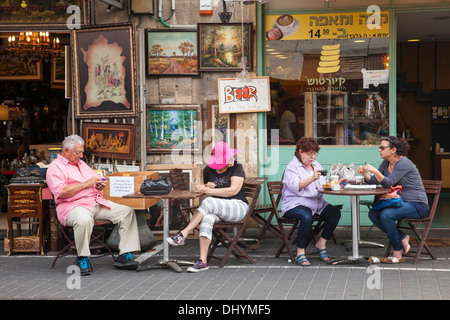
166, 231, 185, 246
187, 259, 209, 272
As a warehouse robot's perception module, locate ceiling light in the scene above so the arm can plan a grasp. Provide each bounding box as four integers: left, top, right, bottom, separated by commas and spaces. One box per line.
407, 39, 420, 42
353, 40, 366, 43
270, 52, 280, 55
266, 48, 275, 51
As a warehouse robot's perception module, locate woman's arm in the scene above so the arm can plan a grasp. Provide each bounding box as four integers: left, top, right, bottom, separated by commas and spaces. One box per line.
194, 176, 244, 197
298, 170, 321, 191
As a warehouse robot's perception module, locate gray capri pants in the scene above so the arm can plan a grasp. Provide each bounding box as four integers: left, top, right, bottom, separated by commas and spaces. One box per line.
196, 197, 249, 240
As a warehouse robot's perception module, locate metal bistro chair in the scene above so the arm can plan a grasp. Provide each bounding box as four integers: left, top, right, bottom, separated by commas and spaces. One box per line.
207, 182, 261, 267
50, 195, 116, 268
384, 180, 442, 264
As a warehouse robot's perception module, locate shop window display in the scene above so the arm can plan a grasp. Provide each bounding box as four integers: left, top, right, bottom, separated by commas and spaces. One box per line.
266, 37, 389, 146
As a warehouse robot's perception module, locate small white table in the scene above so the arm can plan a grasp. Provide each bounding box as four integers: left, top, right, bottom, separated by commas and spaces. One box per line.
123, 189, 203, 272
319, 186, 389, 264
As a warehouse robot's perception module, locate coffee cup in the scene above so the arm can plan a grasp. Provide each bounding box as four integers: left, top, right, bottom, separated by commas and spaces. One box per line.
275, 15, 295, 35
330, 175, 339, 183
355, 176, 364, 185
331, 184, 340, 191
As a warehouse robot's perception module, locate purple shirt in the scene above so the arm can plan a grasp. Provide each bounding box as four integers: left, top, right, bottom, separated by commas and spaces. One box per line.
281, 157, 329, 216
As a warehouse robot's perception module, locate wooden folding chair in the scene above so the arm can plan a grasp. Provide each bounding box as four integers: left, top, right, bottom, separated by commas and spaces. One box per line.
207, 182, 261, 267
51, 219, 116, 268
251, 198, 281, 249
251, 181, 340, 261
169, 169, 199, 231
384, 180, 442, 264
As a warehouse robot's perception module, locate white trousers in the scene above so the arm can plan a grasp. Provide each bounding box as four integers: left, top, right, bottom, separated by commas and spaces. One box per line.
66, 201, 140, 257
197, 197, 249, 240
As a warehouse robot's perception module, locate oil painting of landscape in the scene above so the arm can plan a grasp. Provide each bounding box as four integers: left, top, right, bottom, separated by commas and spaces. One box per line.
198, 23, 252, 72
145, 29, 198, 76
146, 105, 202, 153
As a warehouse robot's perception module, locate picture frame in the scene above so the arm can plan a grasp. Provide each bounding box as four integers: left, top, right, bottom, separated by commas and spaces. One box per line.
72, 24, 138, 119
198, 23, 253, 72
51, 53, 65, 85
0, 35, 43, 81
146, 104, 202, 154
0, 0, 89, 30
65, 45, 72, 99
81, 122, 136, 160
206, 99, 236, 146
145, 29, 198, 76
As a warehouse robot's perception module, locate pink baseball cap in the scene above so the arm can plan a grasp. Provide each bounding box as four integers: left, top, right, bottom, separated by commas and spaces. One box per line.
207, 142, 241, 170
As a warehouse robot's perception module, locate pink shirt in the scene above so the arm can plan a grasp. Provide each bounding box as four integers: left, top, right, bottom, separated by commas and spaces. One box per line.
46, 154, 110, 226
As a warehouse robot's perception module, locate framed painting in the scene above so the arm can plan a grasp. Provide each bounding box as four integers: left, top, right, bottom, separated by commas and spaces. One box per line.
206, 99, 236, 146
65, 45, 72, 98
145, 29, 198, 76
0, 0, 89, 30
198, 23, 253, 72
51, 53, 65, 85
146, 105, 202, 153
72, 24, 137, 118
81, 122, 136, 160
0, 35, 43, 80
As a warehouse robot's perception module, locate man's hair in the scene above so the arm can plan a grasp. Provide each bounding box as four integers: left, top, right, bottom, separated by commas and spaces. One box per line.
62, 134, 85, 151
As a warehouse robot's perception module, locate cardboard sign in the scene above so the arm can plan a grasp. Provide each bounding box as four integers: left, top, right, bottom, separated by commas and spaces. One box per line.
108, 176, 135, 197
218, 76, 271, 114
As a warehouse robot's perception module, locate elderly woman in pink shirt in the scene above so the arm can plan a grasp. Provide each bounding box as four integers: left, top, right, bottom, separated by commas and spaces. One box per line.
46, 134, 140, 275
281, 137, 341, 266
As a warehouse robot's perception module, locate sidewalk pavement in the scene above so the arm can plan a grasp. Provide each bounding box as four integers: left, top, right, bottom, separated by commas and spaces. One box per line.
0, 227, 449, 302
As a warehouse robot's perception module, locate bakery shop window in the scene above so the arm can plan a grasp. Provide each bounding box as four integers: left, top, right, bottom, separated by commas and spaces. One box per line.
265, 12, 390, 146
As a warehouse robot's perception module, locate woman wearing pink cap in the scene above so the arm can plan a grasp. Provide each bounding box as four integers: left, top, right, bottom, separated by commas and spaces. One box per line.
167, 142, 248, 272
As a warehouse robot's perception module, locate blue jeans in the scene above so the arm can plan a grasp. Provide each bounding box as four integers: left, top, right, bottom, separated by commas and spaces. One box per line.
368, 202, 421, 251
283, 204, 341, 249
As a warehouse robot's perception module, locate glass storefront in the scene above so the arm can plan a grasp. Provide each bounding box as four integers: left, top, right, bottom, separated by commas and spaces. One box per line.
265, 12, 390, 146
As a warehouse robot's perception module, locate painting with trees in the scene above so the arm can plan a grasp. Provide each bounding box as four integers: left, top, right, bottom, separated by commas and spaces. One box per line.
198, 23, 253, 72
146, 105, 202, 153
145, 29, 198, 76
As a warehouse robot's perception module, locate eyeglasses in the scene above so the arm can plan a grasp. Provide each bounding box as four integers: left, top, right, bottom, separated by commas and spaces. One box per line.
378, 146, 393, 151
305, 152, 319, 158
73, 150, 84, 156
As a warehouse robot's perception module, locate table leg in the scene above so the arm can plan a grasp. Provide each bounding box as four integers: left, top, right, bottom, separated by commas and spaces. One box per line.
351, 195, 360, 260
163, 198, 169, 262
330, 195, 370, 266
137, 198, 193, 273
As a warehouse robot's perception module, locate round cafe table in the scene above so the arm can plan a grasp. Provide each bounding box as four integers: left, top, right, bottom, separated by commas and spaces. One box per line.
319, 186, 390, 265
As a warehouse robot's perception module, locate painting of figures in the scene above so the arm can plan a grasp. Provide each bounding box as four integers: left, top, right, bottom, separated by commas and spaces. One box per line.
73, 24, 137, 118
198, 23, 253, 72
81, 122, 136, 160
146, 105, 202, 153
145, 29, 198, 76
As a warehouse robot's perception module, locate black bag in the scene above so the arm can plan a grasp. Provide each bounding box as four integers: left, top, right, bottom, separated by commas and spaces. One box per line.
140, 178, 172, 195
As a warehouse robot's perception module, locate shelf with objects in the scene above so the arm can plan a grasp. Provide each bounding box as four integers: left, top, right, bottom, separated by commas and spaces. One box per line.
303, 90, 389, 146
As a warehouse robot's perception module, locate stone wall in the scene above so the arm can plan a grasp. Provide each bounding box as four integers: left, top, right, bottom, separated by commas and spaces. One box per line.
94, 0, 258, 177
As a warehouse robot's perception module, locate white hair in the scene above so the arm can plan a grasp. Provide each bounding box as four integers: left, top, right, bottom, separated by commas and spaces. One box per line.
62, 134, 85, 151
